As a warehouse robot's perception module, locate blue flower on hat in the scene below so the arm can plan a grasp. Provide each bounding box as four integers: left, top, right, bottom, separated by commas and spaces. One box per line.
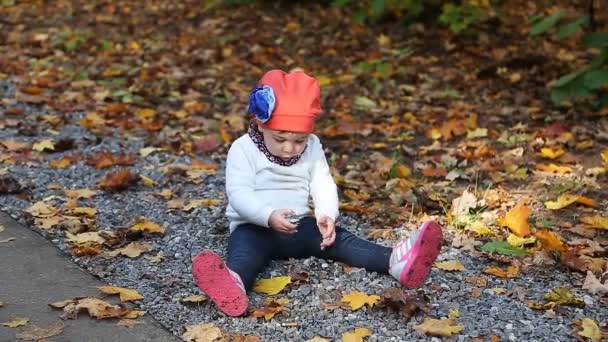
248, 85, 275, 123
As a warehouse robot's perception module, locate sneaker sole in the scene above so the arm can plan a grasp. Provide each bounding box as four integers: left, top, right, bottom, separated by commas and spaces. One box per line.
192, 250, 248, 317
400, 221, 443, 289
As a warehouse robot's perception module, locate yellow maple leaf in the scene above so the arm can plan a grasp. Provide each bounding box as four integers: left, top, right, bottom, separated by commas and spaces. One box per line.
506, 233, 536, 247
341, 327, 372, 342
253, 276, 292, 295
2, 317, 29, 328
71, 207, 97, 218
538, 147, 564, 159
434, 260, 465, 272
466, 221, 493, 236
534, 230, 567, 252
131, 220, 165, 234
414, 318, 463, 337
98, 286, 143, 302
580, 215, 608, 230
535, 163, 572, 174
483, 265, 520, 278
577, 317, 602, 342
545, 194, 598, 210
340, 291, 381, 311
500, 204, 531, 237
32, 139, 55, 152
182, 323, 224, 342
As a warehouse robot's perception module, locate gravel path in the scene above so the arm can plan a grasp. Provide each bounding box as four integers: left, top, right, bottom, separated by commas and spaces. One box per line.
1, 80, 606, 341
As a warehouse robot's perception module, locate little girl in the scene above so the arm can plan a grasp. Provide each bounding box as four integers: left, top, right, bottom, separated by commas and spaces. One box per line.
192, 69, 443, 317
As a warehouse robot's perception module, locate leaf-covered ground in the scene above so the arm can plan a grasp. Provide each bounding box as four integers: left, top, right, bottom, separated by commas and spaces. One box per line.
1, 0, 608, 341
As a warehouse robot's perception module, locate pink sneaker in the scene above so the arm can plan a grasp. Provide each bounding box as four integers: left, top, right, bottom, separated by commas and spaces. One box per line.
389, 221, 443, 289
192, 250, 248, 316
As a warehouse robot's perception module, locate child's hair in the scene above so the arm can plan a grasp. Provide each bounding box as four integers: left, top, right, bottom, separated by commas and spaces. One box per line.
248, 69, 322, 133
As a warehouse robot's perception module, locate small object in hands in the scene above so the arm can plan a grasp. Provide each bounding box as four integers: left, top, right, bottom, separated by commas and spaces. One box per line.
286, 214, 300, 225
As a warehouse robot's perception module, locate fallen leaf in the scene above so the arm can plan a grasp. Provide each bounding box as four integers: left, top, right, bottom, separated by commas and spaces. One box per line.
423, 166, 448, 178
500, 204, 532, 237
448, 308, 460, 318
52, 297, 129, 319
582, 271, 608, 296
180, 295, 207, 304
340, 291, 381, 311
545, 194, 598, 210
123, 309, 145, 319
66, 231, 105, 244
97, 169, 140, 191
98, 286, 143, 302
253, 276, 292, 295
131, 219, 165, 234
414, 318, 464, 337
341, 327, 372, 342
139, 147, 165, 157
250, 298, 288, 320
24, 201, 59, 218
375, 287, 430, 321
434, 260, 465, 272
580, 215, 608, 230
117, 319, 141, 328
480, 240, 528, 256
64, 188, 98, 199
71, 207, 97, 218
536, 163, 572, 174
305, 338, 331, 342
538, 147, 565, 159
50, 158, 72, 168
506, 233, 536, 247
182, 322, 224, 342
528, 287, 585, 310
535, 230, 567, 252
2, 317, 29, 327
71, 242, 103, 256
14, 322, 64, 341
145, 251, 165, 263
575, 317, 602, 342
483, 264, 520, 278
32, 139, 55, 152
107, 242, 153, 258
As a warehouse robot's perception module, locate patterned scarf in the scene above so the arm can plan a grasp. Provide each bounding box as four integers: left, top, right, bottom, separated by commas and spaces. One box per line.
247, 120, 307, 167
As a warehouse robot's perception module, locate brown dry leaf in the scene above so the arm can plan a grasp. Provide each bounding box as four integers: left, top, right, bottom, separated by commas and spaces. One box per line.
535, 230, 567, 252
14, 322, 64, 341
499, 203, 532, 237
341, 291, 381, 311
97, 169, 140, 191
414, 318, 464, 337
582, 271, 608, 296
71, 207, 97, 218
131, 219, 165, 234
250, 298, 288, 320
182, 322, 225, 342
123, 309, 146, 319
71, 242, 103, 256
2, 317, 29, 327
434, 260, 465, 272
117, 319, 141, 328
193, 135, 222, 153
288, 267, 310, 285
32, 139, 55, 152
574, 317, 603, 342
183, 199, 221, 211
253, 276, 291, 295
54, 297, 129, 319
64, 188, 98, 199
66, 231, 105, 244
25, 201, 59, 218
1, 139, 30, 151
561, 249, 606, 274
107, 242, 153, 258
87, 152, 136, 169
423, 166, 448, 178
342, 327, 372, 342
483, 264, 520, 278
580, 215, 608, 230
545, 194, 598, 210
181, 295, 207, 304
35, 215, 63, 229
98, 286, 143, 302
50, 158, 72, 168
439, 119, 467, 140
375, 287, 430, 321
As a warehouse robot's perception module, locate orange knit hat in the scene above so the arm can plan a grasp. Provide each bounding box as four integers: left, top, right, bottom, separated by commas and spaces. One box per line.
248, 69, 322, 133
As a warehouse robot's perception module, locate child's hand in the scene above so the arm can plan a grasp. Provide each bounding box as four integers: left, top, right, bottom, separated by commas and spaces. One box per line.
317, 215, 335, 250
269, 209, 298, 234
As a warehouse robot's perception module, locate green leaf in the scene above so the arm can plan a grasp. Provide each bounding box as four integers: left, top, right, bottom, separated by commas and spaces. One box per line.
371, 0, 384, 16
553, 70, 583, 88
353, 96, 377, 110
480, 241, 528, 256
331, 0, 350, 7
530, 11, 565, 36
556, 16, 588, 39
583, 69, 608, 89
551, 76, 593, 104
527, 13, 545, 25
584, 32, 608, 48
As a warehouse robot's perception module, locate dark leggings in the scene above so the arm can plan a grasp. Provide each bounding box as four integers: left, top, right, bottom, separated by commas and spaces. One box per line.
227, 217, 391, 292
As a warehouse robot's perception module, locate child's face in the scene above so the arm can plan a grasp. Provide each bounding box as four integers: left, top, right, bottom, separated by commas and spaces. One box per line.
258, 125, 309, 160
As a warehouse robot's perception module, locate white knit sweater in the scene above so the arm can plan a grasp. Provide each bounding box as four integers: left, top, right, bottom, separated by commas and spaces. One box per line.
225, 133, 339, 232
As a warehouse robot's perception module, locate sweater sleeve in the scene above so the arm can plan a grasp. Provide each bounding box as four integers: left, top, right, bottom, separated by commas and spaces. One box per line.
309, 137, 339, 221
225, 140, 275, 228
